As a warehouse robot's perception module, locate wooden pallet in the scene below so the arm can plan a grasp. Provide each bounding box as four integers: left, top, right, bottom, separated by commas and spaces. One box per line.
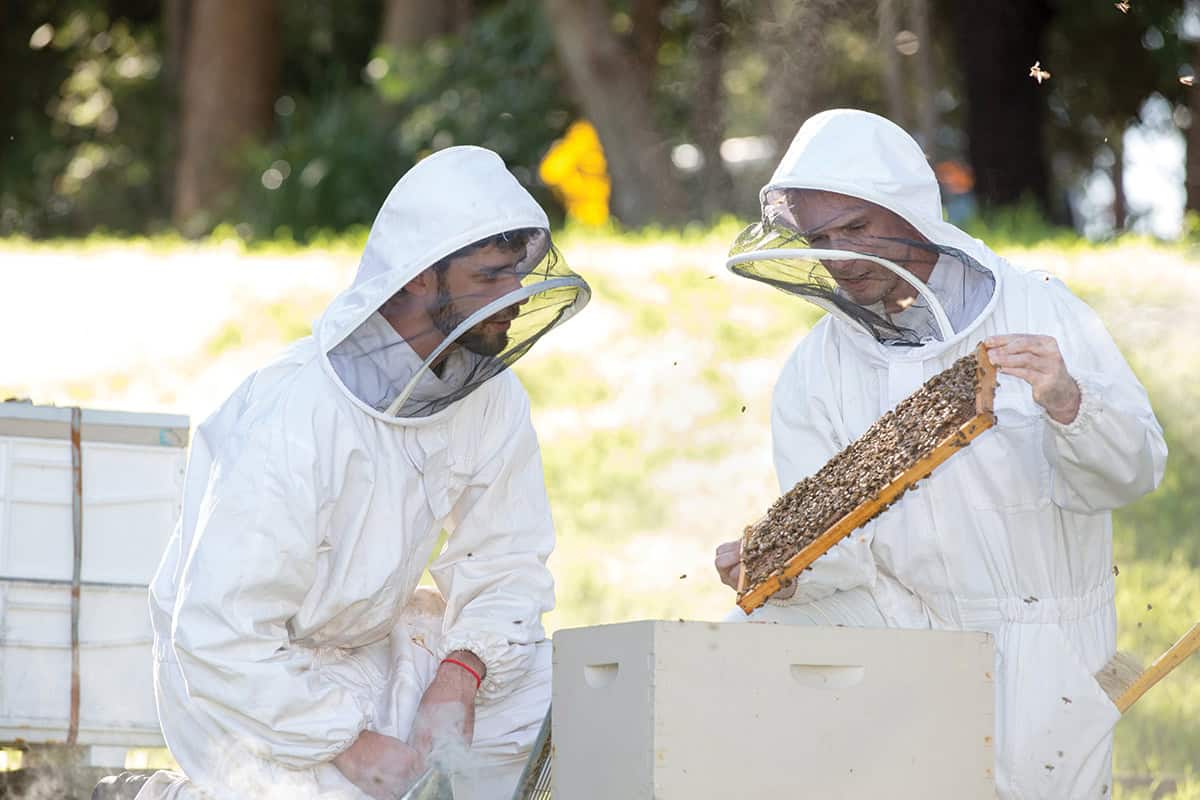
737, 343, 999, 614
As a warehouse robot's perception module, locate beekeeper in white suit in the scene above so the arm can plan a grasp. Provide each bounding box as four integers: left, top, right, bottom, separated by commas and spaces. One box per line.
713, 109, 1166, 799
134, 146, 589, 800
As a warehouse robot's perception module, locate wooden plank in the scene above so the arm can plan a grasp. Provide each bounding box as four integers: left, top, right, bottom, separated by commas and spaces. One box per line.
1115, 622, 1200, 714
737, 344, 999, 614
975, 342, 997, 416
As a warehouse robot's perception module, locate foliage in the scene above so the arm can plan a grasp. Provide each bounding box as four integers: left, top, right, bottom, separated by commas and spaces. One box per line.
225, 0, 576, 241
0, 2, 171, 236
960, 199, 1089, 249
3, 0, 1198, 240
1044, 0, 1192, 184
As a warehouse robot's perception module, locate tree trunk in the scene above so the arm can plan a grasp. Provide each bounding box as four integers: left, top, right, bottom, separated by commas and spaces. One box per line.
761, 0, 846, 152
173, 0, 280, 234
692, 0, 733, 217
542, 0, 687, 225
1188, 41, 1200, 215
451, 0, 474, 35
878, 0, 907, 128
1112, 132, 1127, 232
380, 0, 472, 50
631, 0, 664, 80
162, 0, 191, 89
909, 0, 938, 159
161, 0, 190, 229
953, 0, 1054, 213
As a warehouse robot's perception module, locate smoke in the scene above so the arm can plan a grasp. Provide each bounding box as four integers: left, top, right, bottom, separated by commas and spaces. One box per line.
8, 770, 67, 800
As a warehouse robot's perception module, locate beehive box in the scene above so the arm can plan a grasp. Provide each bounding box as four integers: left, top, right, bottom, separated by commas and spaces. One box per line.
0, 403, 188, 760
738, 345, 998, 612
553, 621, 995, 799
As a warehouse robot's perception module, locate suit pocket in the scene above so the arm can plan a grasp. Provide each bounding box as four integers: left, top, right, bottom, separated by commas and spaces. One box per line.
966, 410, 1051, 512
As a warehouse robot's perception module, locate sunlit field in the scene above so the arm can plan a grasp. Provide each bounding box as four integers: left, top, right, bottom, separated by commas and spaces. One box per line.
3, 225, 1197, 793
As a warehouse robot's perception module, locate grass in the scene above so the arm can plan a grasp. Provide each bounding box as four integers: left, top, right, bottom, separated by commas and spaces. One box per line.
514, 352, 610, 408
2, 223, 1198, 791
203, 297, 321, 357
539, 426, 670, 540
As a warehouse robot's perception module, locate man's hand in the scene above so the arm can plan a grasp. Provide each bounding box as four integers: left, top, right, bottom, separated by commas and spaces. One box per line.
715, 539, 743, 590
408, 650, 483, 760
333, 730, 423, 800
985, 334, 1081, 425
714, 539, 796, 599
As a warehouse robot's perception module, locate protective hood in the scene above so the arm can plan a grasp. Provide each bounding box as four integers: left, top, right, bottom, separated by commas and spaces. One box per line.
727, 109, 998, 347
316, 146, 590, 420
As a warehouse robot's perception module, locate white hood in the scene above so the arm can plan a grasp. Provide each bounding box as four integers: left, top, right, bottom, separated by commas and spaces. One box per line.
318, 146, 550, 355
764, 109, 982, 255
746, 109, 1003, 351
315, 146, 588, 421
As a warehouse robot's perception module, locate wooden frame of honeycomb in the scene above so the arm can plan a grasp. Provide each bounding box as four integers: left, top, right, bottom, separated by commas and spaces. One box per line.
737, 343, 999, 614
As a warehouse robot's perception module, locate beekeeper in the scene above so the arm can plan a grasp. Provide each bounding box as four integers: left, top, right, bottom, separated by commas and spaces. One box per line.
136, 146, 589, 800
713, 109, 1166, 799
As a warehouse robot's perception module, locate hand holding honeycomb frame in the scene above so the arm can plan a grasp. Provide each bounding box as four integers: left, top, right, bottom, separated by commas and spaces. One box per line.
737, 343, 998, 613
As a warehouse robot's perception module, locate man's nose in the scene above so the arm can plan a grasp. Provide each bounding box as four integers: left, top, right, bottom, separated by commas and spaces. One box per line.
825, 259, 859, 278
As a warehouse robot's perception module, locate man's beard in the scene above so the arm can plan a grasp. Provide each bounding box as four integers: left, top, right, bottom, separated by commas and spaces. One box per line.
430, 276, 513, 357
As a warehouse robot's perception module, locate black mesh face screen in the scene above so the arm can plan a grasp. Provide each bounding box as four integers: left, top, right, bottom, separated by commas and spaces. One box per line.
726, 219, 994, 346
328, 230, 590, 418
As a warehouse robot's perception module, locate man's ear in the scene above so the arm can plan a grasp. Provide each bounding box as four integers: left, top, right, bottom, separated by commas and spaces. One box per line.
404, 267, 437, 298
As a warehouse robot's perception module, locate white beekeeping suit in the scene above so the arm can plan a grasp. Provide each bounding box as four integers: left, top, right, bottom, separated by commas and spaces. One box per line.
726, 110, 1166, 799
140, 146, 589, 800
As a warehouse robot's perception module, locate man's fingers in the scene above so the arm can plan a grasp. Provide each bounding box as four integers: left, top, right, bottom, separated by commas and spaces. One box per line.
987, 340, 1041, 359
986, 334, 1061, 357
715, 550, 741, 569
773, 578, 797, 600
996, 366, 1042, 386
722, 564, 742, 589
1033, 336, 1061, 356
716, 539, 741, 556
990, 351, 1046, 371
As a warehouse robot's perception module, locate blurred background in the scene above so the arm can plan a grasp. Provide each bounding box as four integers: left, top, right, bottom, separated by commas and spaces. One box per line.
2, 1, 1199, 796
2, 0, 1200, 238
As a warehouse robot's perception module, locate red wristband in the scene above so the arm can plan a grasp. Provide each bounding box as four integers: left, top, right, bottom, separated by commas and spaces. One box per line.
442, 657, 483, 689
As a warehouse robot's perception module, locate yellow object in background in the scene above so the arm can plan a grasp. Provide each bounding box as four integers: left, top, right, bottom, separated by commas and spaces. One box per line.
539, 121, 611, 226
125, 748, 180, 771
0, 749, 23, 772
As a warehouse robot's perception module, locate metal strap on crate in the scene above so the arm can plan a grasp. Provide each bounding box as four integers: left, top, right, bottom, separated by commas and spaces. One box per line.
69, 406, 82, 746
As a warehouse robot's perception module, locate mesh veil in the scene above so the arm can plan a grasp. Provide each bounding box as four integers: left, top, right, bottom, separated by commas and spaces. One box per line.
726, 190, 995, 345
328, 228, 589, 418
